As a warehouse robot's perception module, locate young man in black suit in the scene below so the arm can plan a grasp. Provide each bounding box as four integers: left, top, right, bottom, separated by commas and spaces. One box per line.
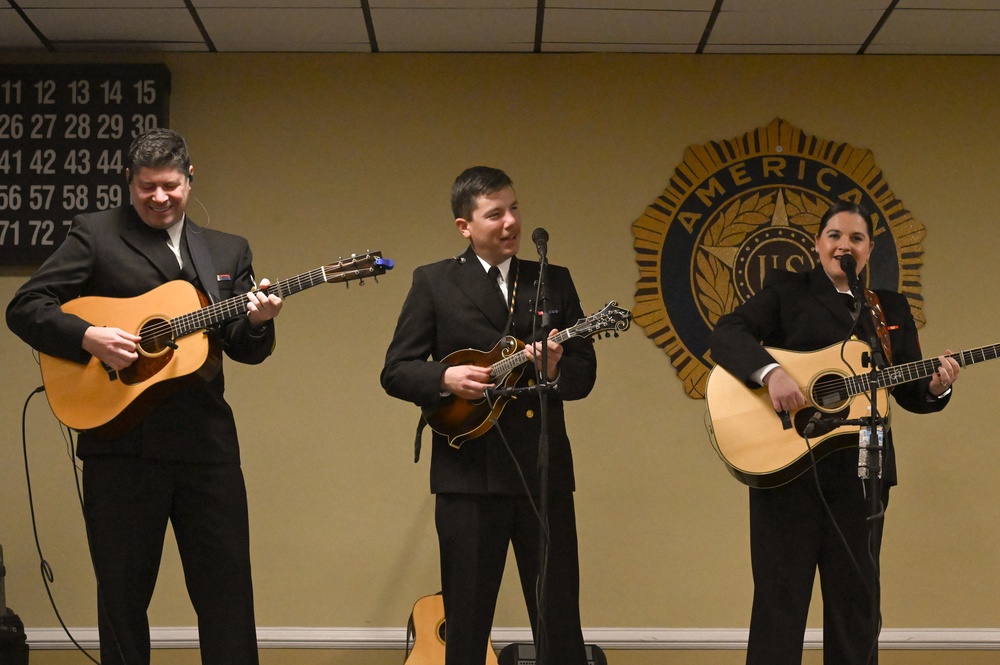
381, 166, 597, 665
7, 128, 282, 665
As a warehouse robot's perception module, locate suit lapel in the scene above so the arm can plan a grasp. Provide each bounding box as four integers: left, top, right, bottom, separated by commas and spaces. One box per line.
453, 246, 510, 332
809, 265, 855, 325
119, 208, 180, 280
184, 220, 221, 303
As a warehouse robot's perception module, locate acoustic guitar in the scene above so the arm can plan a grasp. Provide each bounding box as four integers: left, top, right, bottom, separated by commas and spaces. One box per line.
705, 338, 1000, 488
38, 251, 392, 437
422, 301, 631, 448
405, 593, 498, 665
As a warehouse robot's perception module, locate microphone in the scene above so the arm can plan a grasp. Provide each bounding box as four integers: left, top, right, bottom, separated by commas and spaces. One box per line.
838, 253, 863, 306
802, 412, 869, 437
803, 413, 836, 437
532, 227, 548, 260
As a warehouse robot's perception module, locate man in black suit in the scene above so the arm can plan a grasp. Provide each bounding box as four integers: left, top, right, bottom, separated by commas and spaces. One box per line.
381, 166, 597, 665
709, 200, 960, 665
6, 128, 282, 665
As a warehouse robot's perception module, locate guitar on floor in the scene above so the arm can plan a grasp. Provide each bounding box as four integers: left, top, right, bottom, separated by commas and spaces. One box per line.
39, 251, 393, 438
405, 593, 498, 665
423, 301, 632, 448
705, 338, 999, 488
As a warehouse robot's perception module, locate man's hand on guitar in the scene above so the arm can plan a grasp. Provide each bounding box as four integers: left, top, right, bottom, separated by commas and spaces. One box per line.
442, 364, 494, 400
83, 326, 141, 370
763, 366, 807, 414
523, 328, 563, 381
929, 350, 960, 396
246, 277, 283, 328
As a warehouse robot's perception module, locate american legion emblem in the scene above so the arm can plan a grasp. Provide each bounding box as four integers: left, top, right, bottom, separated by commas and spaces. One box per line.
632, 118, 926, 399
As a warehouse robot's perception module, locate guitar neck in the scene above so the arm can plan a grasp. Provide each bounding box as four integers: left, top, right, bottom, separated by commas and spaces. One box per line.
172, 268, 327, 337
168, 253, 392, 339
488, 328, 576, 381
851, 343, 1000, 394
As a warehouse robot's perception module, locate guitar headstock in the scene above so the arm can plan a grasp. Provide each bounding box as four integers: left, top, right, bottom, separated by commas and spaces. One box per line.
572, 300, 632, 339
323, 251, 394, 285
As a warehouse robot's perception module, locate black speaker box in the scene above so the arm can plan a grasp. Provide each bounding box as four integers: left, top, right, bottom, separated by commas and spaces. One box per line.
498, 642, 606, 665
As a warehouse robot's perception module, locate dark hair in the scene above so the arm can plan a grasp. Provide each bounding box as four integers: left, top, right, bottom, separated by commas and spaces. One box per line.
127, 128, 191, 183
450, 166, 514, 220
818, 200, 873, 238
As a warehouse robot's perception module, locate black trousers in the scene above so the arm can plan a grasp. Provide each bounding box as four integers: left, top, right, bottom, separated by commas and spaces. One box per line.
435, 491, 588, 665
746, 448, 889, 665
82, 456, 258, 665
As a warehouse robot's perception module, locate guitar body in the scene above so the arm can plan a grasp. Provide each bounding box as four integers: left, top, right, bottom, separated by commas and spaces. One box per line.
423, 337, 525, 449
706, 340, 890, 488
39, 280, 219, 437
33, 252, 393, 438
405, 594, 498, 665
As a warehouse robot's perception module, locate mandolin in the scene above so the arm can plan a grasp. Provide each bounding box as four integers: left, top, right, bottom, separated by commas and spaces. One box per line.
422, 301, 631, 448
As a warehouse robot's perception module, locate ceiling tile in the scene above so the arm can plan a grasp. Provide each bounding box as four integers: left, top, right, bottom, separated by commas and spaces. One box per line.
197, 8, 370, 51
192, 0, 357, 6
372, 7, 536, 52
0, 8, 46, 49
869, 7, 1000, 53
543, 7, 709, 50
370, 0, 532, 7
708, 4, 885, 51
16, 0, 185, 6
22, 7, 205, 47
898, 0, 1000, 8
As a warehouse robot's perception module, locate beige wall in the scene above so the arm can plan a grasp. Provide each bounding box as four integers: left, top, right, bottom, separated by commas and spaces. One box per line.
2, 52, 999, 650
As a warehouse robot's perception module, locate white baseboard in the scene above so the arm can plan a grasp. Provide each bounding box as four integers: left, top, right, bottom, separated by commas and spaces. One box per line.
24, 626, 1000, 651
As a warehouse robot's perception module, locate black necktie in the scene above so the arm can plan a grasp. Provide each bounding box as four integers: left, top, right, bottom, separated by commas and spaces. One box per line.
487, 266, 506, 305
840, 292, 856, 310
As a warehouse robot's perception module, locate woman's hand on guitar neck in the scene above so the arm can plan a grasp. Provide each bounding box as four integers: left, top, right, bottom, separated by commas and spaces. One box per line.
83, 326, 141, 370
763, 367, 807, 414
442, 364, 494, 400
929, 350, 960, 396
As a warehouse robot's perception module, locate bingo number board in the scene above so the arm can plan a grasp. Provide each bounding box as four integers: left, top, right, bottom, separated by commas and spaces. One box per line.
1, 63, 171, 264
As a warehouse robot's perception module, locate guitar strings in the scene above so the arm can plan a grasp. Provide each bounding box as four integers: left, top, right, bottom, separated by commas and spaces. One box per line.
802, 345, 1000, 405
131, 260, 378, 345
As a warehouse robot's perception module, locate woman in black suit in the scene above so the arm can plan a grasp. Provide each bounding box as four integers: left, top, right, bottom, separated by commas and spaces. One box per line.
709, 200, 960, 665
7, 129, 281, 665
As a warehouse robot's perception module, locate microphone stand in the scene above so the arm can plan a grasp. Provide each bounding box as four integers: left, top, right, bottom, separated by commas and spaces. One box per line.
850, 290, 887, 665
532, 247, 552, 665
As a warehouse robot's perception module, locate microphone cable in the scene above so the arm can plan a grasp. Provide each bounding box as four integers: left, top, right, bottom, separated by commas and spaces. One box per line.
19, 385, 100, 664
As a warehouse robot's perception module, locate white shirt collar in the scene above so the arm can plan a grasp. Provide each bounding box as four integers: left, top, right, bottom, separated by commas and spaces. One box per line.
475, 255, 513, 283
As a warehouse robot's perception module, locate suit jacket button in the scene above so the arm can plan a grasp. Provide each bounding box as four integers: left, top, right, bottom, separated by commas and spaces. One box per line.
525, 410, 535, 419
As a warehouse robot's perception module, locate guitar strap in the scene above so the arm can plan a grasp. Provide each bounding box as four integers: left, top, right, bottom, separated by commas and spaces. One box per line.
413, 416, 427, 463
500, 261, 519, 339
863, 288, 893, 366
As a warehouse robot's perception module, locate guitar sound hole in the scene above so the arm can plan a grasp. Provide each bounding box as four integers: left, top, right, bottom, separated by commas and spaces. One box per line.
438, 619, 446, 642
138, 317, 174, 356
811, 372, 849, 409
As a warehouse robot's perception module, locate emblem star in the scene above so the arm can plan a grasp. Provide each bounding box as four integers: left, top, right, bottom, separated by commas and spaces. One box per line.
701, 190, 790, 270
